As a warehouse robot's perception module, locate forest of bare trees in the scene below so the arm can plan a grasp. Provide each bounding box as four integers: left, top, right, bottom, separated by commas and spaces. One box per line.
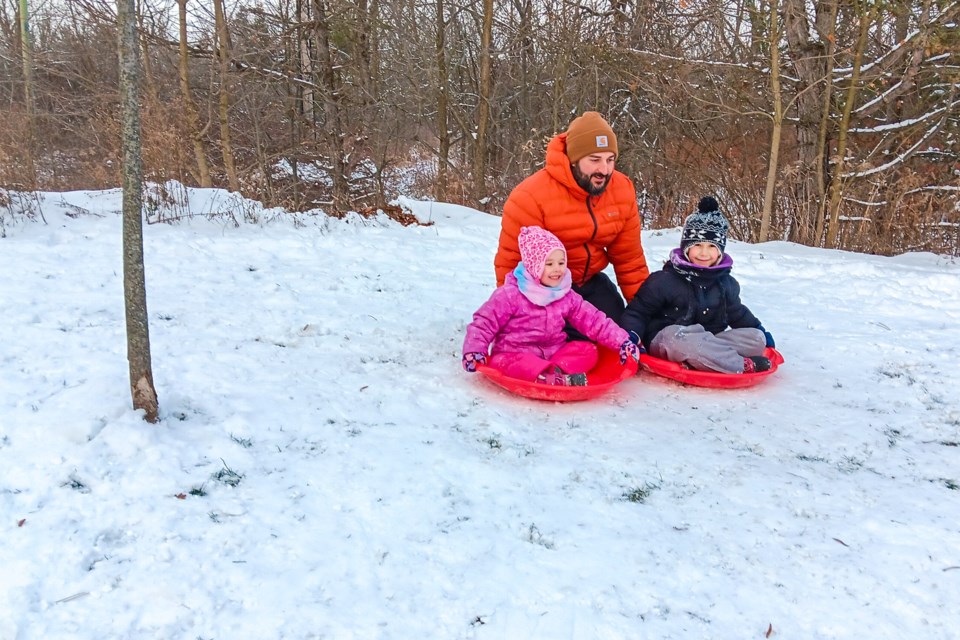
1, 0, 957, 255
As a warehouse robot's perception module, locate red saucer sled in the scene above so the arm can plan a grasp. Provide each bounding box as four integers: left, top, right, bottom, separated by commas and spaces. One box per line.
638, 347, 784, 389
476, 346, 638, 402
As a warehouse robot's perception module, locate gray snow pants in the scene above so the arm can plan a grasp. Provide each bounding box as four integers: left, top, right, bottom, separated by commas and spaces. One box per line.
649, 324, 766, 374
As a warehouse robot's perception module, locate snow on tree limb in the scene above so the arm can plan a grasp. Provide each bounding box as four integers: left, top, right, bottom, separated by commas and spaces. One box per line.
841, 90, 957, 179
850, 101, 960, 134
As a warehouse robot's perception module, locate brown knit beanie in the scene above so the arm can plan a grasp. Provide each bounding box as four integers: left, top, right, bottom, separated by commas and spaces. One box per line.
565, 111, 618, 163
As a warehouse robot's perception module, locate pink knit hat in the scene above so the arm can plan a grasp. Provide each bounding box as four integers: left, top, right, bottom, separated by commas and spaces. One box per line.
518, 226, 566, 279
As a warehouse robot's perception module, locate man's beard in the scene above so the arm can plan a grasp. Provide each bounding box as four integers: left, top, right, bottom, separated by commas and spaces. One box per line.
571, 163, 612, 196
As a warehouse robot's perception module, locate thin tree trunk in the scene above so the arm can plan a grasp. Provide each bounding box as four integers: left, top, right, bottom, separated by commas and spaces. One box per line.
283, 1, 301, 209
813, 0, 840, 245
611, 0, 628, 46
213, 0, 239, 192
298, 0, 314, 126
759, 0, 783, 242
782, 0, 829, 244
517, 0, 534, 138
137, 8, 159, 104
826, 2, 873, 249
118, 0, 159, 424
369, 0, 381, 99
472, 0, 493, 207
746, 0, 767, 57
312, 0, 350, 211
177, 0, 211, 187
550, 10, 579, 134
19, 0, 36, 188
435, 0, 449, 201
356, 0, 376, 103
19, 0, 32, 112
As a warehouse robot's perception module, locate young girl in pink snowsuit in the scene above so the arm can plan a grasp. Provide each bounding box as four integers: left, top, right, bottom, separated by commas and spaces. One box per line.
462, 226, 639, 385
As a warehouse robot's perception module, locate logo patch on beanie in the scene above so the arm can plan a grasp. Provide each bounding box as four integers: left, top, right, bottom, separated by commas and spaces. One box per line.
595, 135, 609, 148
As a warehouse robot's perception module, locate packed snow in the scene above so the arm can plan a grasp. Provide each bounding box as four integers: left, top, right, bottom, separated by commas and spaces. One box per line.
1, 185, 959, 639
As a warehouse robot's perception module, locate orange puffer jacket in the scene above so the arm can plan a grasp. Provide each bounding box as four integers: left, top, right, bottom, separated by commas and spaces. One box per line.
494, 133, 650, 303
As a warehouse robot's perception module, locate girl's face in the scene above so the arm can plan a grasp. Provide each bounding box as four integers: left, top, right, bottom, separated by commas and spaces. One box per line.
687, 242, 721, 267
539, 249, 567, 286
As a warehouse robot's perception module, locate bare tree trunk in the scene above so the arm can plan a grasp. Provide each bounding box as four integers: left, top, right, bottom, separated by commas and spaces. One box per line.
356, 0, 376, 103
826, 2, 873, 249
550, 8, 579, 134
283, 3, 302, 209
298, 0, 314, 125
137, 7, 159, 104
435, 0, 449, 201
611, 0, 628, 46
18, 0, 36, 188
472, 0, 492, 207
883, 0, 932, 120
312, 0, 350, 211
745, 0, 767, 57
213, 0, 239, 192
118, 0, 159, 424
759, 0, 783, 242
516, 0, 534, 138
813, 0, 840, 245
177, 0, 211, 187
19, 0, 32, 111
782, 0, 830, 244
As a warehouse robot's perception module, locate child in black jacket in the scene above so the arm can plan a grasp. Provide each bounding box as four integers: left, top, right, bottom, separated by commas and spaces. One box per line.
621, 196, 775, 374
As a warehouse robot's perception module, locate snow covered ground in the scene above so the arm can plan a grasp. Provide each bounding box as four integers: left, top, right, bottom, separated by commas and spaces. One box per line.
1, 185, 959, 639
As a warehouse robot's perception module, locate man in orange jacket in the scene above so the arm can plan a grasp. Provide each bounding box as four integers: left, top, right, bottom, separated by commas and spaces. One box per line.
494, 111, 650, 327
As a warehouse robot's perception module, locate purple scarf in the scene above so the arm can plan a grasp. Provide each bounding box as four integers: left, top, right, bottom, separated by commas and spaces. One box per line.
668, 247, 733, 282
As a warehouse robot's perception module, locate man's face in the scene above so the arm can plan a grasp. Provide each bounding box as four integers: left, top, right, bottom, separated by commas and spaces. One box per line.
571, 152, 616, 195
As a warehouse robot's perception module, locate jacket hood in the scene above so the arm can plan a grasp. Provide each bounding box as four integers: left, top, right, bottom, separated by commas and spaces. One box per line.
544, 134, 588, 200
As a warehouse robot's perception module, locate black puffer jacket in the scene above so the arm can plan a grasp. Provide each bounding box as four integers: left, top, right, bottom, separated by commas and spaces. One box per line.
620, 250, 761, 349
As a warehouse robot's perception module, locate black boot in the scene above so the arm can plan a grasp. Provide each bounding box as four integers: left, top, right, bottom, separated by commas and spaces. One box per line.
743, 356, 772, 373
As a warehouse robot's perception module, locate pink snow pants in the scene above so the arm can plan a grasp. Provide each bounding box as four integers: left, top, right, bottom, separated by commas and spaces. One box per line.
488, 341, 600, 382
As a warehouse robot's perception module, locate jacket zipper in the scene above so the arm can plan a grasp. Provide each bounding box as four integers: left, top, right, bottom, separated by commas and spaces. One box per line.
581, 197, 599, 286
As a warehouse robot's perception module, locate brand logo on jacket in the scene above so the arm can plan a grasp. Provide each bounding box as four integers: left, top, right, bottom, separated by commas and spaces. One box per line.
595, 135, 609, 148
607, 211, 619, 218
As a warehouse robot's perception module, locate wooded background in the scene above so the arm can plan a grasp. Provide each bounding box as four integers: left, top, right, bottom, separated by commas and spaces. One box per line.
1, 0, 958, 254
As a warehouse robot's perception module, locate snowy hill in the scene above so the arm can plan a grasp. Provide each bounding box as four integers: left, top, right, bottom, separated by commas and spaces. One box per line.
1, 186, 959, 639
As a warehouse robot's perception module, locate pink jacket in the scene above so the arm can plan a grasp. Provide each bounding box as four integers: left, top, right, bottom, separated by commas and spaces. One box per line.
463, 272, 629, 359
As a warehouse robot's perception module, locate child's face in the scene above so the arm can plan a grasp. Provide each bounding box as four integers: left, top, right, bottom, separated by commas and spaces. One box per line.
539, 249, 567, 286
687, 242, 721, 267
